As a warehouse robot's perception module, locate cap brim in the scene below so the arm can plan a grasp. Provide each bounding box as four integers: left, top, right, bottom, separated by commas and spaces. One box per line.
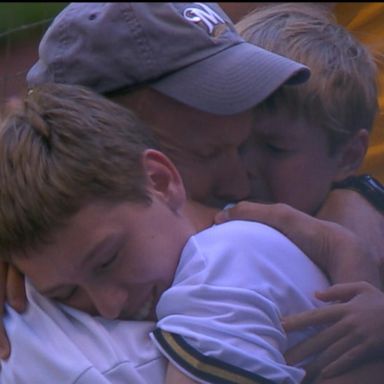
151, 42, 310, 116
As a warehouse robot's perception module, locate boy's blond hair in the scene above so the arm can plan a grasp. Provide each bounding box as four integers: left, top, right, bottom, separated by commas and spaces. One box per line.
0, 83, 158, 259
237, 3, 378, 153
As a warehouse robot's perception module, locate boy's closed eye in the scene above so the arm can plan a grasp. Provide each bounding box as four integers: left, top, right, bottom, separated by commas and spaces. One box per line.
264, 142, 293, 155
95, 252, 119, 273
266, 143, 286, 153
48, 253, 120, 303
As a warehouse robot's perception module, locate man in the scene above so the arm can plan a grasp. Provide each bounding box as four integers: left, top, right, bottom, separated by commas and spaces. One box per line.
1, 0, 310, 323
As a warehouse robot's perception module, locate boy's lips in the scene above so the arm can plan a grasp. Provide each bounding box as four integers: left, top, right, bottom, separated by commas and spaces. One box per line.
131, 290, 156, 321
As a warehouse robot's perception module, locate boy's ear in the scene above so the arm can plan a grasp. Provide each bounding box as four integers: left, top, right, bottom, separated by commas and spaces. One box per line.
141, 149, 186, 211
333, 129, 369, 181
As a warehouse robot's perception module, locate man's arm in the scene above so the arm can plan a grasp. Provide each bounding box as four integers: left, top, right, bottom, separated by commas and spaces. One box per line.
316, 188, 384, 284
215, 201, 381, 287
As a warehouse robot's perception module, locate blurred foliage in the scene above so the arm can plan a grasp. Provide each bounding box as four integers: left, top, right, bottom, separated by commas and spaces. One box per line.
0, 3, 68, 36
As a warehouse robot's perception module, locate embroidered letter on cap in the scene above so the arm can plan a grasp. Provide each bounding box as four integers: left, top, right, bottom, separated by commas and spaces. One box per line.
183, 3, 225, 34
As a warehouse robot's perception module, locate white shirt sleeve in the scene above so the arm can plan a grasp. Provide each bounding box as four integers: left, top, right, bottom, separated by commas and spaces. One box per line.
152, 221, 329, 384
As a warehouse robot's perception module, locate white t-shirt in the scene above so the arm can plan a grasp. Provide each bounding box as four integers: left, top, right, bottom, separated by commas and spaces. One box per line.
1, 282, 166, 383
152, 221, 329, 384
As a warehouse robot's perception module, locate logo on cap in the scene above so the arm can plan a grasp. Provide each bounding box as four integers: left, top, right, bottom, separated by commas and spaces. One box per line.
183, 3, 225, 35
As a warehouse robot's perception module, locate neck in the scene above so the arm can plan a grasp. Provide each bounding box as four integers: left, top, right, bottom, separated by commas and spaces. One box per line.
182, 200, 219, 233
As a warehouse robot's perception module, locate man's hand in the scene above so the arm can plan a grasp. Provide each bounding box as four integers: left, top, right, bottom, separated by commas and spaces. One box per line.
283, 282, 384, 380
0, 262, 26, 359
215, 201, 381, 287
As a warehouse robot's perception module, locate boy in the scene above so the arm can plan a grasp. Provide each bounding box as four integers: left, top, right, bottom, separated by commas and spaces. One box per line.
237, 3, 378, 216
0, 83, 331, 383
221, 2, 384, 183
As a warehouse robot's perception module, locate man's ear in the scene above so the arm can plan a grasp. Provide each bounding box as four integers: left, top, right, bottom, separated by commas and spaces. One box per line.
142, 149, 186, 212
333, 129, 369, 181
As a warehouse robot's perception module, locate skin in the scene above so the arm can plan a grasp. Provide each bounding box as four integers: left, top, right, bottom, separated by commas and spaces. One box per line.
14, 201, 190, 320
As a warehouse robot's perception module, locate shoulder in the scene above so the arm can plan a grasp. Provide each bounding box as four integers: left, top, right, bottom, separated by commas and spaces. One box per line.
191, 220, 308, 267
178, 220, 327, 289
195, 219, 293, 249
178, 220, 290, 278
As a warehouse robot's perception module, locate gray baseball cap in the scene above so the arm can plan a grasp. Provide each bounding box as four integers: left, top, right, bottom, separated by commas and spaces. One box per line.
27, 2, 310, 115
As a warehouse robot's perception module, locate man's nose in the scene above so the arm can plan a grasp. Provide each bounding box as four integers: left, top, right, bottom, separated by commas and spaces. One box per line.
240, 146, 270, 201
240, 140, 262, 178
217, 153, 251, 201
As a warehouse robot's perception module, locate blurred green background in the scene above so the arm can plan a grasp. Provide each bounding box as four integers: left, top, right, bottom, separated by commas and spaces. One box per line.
0, 3, 68, 36
0, 3, 68, 104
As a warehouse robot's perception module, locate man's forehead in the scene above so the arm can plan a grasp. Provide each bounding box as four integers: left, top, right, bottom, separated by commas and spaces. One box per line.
160, 107, 252, 139
115, 87, 252, 145
160, 117, 251, 149
252, 110, 317, 138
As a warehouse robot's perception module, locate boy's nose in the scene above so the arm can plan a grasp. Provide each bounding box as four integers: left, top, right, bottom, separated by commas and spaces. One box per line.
88, 285, 127, 320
